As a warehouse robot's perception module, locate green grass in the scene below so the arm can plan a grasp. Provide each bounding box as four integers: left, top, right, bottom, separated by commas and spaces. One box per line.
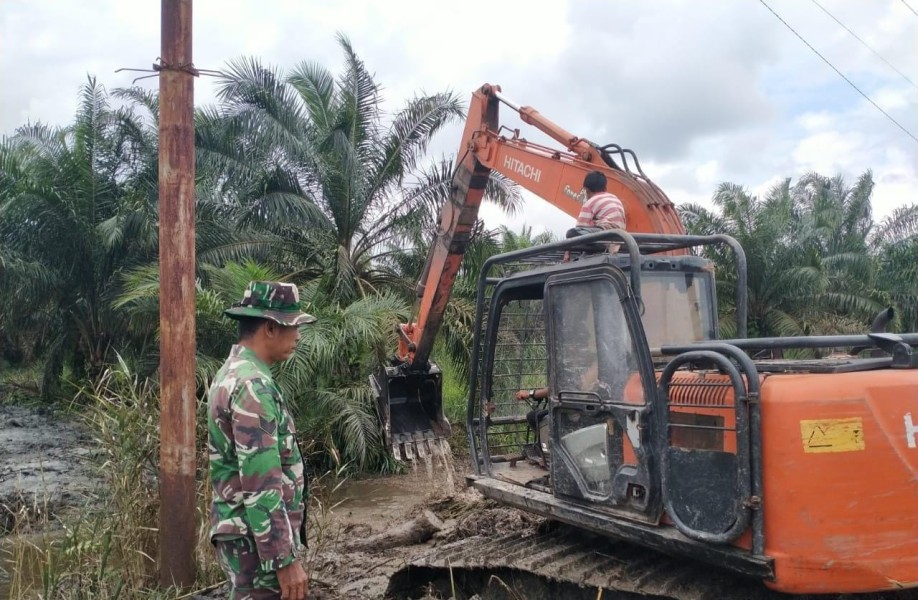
4, 361, 223, 599
0, 361, 42, 406
441, 360, 468, 426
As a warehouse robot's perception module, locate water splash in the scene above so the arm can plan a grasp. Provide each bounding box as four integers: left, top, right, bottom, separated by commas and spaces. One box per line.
417, 440, 434, 480
397, 437, 456, 493
436, 438, 456, 493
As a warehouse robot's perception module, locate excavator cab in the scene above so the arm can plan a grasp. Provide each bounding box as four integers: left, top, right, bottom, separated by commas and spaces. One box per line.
483, 257, 720, 472
470, 231, 728, 475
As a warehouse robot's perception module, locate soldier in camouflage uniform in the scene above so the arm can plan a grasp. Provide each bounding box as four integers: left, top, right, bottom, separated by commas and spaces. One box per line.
208, 281, 316, 600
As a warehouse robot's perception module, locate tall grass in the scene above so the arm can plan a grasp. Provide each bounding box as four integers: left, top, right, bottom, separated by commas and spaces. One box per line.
5, 359, 222, 599
0, 362, 43, 406
4, 358, 348, 599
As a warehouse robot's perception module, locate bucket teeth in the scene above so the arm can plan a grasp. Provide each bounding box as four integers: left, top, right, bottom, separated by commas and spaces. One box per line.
391, 433, 447, 462
403, 441, 416, 461
415, 439, 429, 459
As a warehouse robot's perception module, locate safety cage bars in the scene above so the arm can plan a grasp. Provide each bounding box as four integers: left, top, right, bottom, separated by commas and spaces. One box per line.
466, 230, 751, 469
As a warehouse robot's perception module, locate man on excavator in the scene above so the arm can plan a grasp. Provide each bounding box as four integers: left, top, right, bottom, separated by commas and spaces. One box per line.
567, 170, 626, 238
563, 171, 626, 261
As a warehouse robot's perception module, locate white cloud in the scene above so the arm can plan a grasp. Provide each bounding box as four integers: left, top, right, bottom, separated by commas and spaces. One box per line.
874, 86, 910, 111
480, 191, 573, 239
695, 160, 719, 189
797, 111, 835, 131
1, 0, 915, 236
792, 131, 863, 173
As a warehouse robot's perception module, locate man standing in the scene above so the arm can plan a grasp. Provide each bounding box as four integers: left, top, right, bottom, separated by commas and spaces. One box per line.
208, 281, 315, 600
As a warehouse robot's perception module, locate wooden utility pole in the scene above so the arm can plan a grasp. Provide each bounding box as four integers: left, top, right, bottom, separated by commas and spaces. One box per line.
158, 0, 196, 588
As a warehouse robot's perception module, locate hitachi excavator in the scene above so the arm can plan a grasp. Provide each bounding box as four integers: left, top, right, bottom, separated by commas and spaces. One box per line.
373, 84, 918, 598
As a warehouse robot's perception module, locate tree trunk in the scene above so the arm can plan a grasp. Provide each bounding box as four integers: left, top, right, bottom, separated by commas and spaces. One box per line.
344, 509, 444, 552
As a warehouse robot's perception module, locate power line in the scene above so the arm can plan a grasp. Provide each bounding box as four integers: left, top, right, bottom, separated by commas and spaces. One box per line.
901, 0, 918, 18
811, 0, 918, 91
758, 0, 918, 145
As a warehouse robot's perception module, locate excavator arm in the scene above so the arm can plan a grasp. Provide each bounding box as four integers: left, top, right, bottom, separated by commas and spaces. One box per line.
466, 84, 684, 237
405, 83, 685, 369
375, 83, 685, 459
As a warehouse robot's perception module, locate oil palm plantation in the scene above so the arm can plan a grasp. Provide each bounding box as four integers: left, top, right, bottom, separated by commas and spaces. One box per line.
680, 170, 915, 339
187, 35, 522, 469
0, 77, 158, 395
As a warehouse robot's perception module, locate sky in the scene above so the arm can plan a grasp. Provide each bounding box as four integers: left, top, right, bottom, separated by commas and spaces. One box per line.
1, 0, 915, 238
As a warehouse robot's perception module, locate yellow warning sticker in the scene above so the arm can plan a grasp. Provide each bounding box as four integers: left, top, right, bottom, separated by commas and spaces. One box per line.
800, 418, 865, 453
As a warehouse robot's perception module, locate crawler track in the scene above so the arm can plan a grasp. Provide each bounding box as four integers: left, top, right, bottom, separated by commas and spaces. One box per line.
386, 524, 918, 600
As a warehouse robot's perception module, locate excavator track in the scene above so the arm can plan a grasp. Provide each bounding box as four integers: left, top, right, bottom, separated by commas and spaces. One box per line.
386, 524, 918, 600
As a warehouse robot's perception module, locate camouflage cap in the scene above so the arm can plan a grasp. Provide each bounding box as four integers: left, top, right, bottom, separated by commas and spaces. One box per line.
224, 281, 317, 326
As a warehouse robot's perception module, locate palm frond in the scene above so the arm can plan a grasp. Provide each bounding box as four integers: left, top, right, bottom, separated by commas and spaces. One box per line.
870, 204, 918, 246
334, 32, 381, 152
287, 61, 336, 130
367, 92, 464, 199
113, 85, 159, 115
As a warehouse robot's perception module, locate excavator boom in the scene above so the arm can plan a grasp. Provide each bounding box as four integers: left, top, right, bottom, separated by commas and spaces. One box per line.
406, 83, 684, 370
476, 85, 684, 236
374, 84, 684, 459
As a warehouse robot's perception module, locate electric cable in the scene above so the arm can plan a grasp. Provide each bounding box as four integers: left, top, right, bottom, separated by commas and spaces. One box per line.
810, 0, 918, 91
758, 0, 918, 145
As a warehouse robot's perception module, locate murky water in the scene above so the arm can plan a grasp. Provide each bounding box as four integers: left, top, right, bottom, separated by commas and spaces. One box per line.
330, 438, 460, 524
330, 477, 424, 515
0, 532, 61, 600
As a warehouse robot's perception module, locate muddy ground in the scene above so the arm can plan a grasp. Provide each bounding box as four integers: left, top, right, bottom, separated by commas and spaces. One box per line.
0, 403, 99, 533
296, 475, 539, 600
0, 402, 539, 600
5, 404, 917, 600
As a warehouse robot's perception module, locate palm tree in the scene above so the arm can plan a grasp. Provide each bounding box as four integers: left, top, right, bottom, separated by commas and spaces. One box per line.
871, 204, 918, 331
682, 180, 808, 338
0, 77, 157, 395
185, 36, 522, 469
681, 170, 917, 340
196, 34, 512, 301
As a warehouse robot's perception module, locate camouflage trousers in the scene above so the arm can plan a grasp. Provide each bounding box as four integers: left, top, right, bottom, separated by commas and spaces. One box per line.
214, 536, 281, 600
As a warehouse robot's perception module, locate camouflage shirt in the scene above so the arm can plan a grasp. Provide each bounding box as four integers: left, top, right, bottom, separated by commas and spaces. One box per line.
207, 344, 306, 572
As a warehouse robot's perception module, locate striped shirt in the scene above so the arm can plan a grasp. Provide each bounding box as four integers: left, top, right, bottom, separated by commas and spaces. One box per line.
576, 192, 626, 230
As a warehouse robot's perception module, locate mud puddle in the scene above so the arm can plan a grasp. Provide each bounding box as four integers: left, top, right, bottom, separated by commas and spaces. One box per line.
330, 470, 453, 524
0, 532, 63, 599
0, 403, 100, 599
307, 456, 474, 600
0, 404, 99, 528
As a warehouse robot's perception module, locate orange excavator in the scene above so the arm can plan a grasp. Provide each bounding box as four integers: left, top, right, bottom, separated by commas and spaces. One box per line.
373, 84, 918, 597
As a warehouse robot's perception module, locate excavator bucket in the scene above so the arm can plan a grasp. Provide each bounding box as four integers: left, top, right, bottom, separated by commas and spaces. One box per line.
371, 364, 452, 461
